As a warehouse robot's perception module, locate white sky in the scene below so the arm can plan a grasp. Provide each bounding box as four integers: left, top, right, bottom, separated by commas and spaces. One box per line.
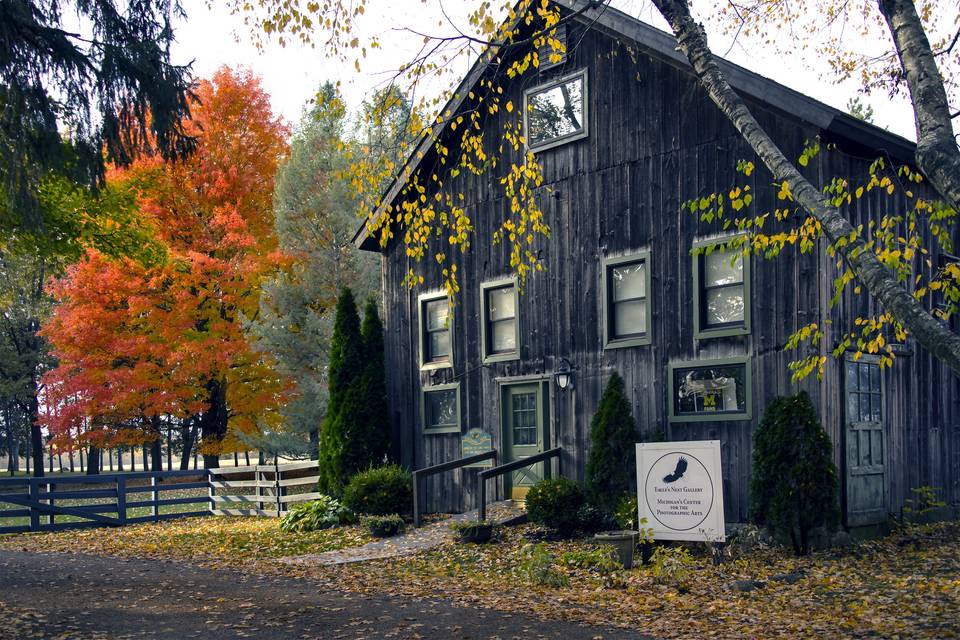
170, 0, 917, 141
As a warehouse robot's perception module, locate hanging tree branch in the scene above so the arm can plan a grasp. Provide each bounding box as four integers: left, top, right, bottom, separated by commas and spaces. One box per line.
649, 0, 960, 376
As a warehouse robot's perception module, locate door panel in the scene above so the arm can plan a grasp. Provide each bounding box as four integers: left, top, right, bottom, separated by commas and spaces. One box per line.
844, 360, 887, 526
502, 382, 548, 499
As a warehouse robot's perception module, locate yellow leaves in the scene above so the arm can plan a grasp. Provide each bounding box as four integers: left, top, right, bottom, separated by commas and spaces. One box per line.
777, 180, 793, 201
505, 100, 513, 113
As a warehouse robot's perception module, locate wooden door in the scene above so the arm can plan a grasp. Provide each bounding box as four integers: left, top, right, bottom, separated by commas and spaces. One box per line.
844, 359, 887, 527
502, 382, 548, 500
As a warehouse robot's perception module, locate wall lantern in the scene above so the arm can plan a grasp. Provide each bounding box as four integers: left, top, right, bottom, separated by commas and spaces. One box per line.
554, 357, 575, 391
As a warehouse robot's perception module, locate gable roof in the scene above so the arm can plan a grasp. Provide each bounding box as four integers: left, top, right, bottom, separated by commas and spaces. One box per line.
354, 0, 916, 251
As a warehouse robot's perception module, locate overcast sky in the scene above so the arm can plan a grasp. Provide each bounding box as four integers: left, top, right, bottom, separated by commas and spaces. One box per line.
169, 1, 917, 141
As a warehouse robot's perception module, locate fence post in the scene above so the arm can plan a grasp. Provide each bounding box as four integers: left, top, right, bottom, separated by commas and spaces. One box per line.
151, 474, 159, 522
116, 475, 127, 525
256, 466, 263, 513
28, 480, 39, 532
274, 459, 282, 516
207, 470, 214, 513
479, 475, 487, 522
46, 481, 54, 527
412, 472, 421, 528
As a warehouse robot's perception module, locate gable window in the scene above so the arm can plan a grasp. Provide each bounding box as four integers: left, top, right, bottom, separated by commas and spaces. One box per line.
602, 251, 652, 349
668, 357, 751, 422
418, 292, 452, 369
693, 238, 751, 338
481, 278, 520, 363
524, 69, 588, 152
421, 383, 460, 435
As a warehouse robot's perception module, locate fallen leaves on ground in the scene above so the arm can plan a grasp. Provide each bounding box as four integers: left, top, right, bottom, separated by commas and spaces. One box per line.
0, 516, 370, 563
3, 517, 958, 638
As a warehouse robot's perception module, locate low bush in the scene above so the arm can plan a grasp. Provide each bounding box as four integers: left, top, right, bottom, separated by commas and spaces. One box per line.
613, 494, 639, 530
279, 495, 348, 532
560, 547, 622, 575
451, 520, 496, 543
525, 477, 585, 536
517, 543, 569, 587
575, 503, 613, 534
649, 546, 693, 587
363, 514, 405, 538
342, 464, 413, 516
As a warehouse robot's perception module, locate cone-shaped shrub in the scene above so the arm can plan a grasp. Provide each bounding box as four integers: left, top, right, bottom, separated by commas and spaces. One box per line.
318, 288, 363, 494
584, 372, 639, 515
750, 391, 839, 556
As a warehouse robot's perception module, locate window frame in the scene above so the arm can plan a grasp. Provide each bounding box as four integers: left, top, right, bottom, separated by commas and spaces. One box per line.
421, 382, 462, 435
417, 290, 453, 371
480, 277, 521, 364
692, 235, 752, 339
601, 250, 653, 349
667, 356, 752, 423
523, 68, 589, 153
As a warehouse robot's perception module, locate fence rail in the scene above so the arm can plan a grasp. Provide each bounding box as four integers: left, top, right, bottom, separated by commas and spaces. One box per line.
208, 461, 320, 518
478, 447, 562, 521
0, 470, 209, 534
412, 450, 497, 527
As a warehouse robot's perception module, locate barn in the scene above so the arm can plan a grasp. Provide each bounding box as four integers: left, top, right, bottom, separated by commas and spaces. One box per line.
353, 0, 960, 529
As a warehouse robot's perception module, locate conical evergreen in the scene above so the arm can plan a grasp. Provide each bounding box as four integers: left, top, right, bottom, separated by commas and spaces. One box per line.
318, 288, 363, 494
584, 372, 639, 514
750, 391, 839, 555
339, 299, 391, 474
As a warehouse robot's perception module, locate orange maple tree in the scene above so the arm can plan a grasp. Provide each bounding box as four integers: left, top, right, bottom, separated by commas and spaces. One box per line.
40, 67, 291, 467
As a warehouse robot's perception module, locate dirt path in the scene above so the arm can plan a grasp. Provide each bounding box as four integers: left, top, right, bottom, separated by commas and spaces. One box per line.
0, 550, 647, 639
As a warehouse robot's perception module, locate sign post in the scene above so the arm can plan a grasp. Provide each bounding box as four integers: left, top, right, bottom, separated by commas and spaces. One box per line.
636, 441, 725, 542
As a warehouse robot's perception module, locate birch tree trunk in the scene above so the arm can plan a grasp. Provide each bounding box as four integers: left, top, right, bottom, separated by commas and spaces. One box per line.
878, 0, 960, 214
650, 0, 960, 375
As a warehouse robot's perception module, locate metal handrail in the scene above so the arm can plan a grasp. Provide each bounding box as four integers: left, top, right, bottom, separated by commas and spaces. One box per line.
412, 450, 497, 526
478, 447, 562, 520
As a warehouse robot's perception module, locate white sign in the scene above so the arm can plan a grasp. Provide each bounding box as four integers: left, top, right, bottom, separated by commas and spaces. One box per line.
636, 441, 725, 542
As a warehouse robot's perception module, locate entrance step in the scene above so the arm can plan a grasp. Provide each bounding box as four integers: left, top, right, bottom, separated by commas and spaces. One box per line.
281, 500, 525, 566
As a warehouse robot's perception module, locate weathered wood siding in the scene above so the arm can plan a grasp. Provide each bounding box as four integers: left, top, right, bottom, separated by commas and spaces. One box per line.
377, 22, 960, 522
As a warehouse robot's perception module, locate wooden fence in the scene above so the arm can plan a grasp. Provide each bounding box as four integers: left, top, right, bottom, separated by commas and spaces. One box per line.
209, 461, 321, 517
0, 470, 210, 534
0, 461, 322, 533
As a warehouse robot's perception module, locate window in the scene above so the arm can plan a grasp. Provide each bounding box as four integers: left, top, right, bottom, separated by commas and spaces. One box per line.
602, 251, 652, 349
481, 278, 520, 363
418, 292, 452, 369
668, 357, 751, 422
421, 383, 460, 434
846, 360, 882, 423
523, 69, 588, 152
693, 238, 751, 338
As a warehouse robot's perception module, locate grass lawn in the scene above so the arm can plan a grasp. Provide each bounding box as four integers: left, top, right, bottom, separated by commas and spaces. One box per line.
2, 515, 957, 638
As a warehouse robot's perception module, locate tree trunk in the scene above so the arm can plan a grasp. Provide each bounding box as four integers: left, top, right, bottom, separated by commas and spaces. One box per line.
650, 0, 960, 376
86, 446, 101, 475
878, 0, 960, 214
28, 395, 43, 478
25, 431, 31, 475
309, 428, 319, 461
199, 379, 228, 469
117, 447, 124, 472
167, 425, 173, 471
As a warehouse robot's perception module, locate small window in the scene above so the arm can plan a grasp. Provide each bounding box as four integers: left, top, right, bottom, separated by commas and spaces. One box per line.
481, 278, 520, 363
668, 358, 751, 422
418, 292, 451, 369
693, 239, 751, 338
422, 384, 460, 434
845, 360, 882, 423
602, 251, 652, 349
524, 69, 588, 152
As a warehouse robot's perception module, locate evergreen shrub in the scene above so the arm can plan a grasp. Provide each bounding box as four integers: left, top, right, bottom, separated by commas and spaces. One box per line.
750, 391, 839, 556
525, 477, 585, 536
342, 464, 413, 516
584, 373, 639, 515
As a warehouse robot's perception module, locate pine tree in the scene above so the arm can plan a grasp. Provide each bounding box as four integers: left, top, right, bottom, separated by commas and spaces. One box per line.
317, 288, 363, 494
750, 391, 839, 556
584, 372, 639, 515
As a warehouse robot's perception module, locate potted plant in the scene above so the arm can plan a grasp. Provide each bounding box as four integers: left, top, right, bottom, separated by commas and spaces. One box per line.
452, 520, 495, 543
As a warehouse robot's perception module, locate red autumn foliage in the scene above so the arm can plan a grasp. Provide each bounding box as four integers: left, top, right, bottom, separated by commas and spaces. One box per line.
40, 67, 291, 457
